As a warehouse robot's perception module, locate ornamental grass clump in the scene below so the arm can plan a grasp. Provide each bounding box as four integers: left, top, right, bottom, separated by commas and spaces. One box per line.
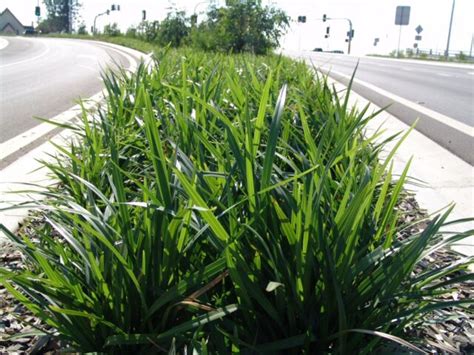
1, 48, 472, 353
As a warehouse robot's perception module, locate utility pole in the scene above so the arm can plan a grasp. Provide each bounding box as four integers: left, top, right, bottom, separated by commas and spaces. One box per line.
68, 0, 72, 33
470, 33, 473, 59
445, 0, 455, 60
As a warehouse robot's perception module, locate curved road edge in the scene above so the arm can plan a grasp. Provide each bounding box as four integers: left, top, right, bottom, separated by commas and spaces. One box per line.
0, 40, 149, 240
325, 68, 474, 165
0, 39, 149, 169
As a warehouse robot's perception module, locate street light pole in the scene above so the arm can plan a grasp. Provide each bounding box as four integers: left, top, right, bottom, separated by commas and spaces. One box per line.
445, 0, 455, 59
470, 33, 473, 58
93, 10, 109, 35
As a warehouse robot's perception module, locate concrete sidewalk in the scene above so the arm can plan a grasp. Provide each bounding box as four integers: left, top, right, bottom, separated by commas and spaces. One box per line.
328, 77, 474, 256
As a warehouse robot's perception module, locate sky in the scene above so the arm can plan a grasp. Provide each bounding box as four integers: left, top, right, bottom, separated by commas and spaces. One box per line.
1, 0, 473, 56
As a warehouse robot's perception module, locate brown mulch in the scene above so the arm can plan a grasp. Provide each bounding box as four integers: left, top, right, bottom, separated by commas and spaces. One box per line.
0, 230, 59, 354
0, 196, 473, 354
396, 196, 474, 354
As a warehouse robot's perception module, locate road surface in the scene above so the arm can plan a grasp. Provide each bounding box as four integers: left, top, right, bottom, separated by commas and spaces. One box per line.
0, 37, 139, 144
289, 51, 474, 164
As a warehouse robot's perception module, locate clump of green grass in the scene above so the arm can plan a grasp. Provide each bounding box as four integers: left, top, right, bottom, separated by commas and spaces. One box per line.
1, 48, 472, 353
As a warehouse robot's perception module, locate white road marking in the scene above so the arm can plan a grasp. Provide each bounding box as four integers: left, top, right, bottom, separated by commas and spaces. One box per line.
0, 41, 142, 163
468, 72, 474, 75
93, 42, 138, 72
77, 54, 98, 61
0, 92, 104, 161
0, 41, 50, 69
78, 64, 98, 72
437, 73, 451, 77
327, 69, 473, 137
0, 38, 9, 50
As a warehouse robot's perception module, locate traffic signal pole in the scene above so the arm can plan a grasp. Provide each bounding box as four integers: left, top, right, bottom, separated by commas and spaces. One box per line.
323, 15, 354, 54
347, 18, 353, 55
332, 18, 353, 54
297, 14, 353, 54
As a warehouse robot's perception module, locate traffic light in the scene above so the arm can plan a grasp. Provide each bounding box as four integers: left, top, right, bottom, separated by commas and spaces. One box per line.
106, 9, 110, 15
297, 16, 306, 23
347, 29, 354, 39
322, 14, 327, 22
325, 26, 330, 38
142, 10, 146, 21
35, 6, 40, 16
111, 4, 116, 11
117, 5, 120, 11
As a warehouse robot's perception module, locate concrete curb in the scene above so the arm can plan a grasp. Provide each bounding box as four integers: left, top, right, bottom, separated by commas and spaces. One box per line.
324, 69, 474, 165
323, 75, 474, 257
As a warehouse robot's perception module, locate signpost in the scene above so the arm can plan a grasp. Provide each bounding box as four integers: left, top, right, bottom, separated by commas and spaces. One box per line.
395, 6, 410, 57
414, 25, 423, 54
445, 0, 455, 59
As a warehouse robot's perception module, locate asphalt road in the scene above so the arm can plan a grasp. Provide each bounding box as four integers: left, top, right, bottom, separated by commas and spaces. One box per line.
290, 51, 474, 164
0, 37, 137, 144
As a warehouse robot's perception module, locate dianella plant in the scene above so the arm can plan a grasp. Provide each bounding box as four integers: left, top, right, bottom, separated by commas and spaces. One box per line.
1, 48, 472, 353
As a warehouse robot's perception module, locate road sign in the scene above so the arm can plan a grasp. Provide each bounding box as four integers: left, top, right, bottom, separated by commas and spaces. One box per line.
415, 35, 422, 41
415, 25, 423, 34
395, 6, 410, 25
35, 6, 40, 17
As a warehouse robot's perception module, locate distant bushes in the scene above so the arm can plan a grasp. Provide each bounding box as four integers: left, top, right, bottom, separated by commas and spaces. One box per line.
103, 22, 121, 37
121, 1, 288, 54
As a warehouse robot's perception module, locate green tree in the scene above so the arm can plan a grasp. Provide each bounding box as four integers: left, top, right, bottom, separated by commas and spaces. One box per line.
42, 0, 81, 33
137, 20, 160, 42
103, 22, 121, 36
125, 26, 138, 38
157, 11, 190, 47
194, 0, 289, 54
77, 23, 88, 35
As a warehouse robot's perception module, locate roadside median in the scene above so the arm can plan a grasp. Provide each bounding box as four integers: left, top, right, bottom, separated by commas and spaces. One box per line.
1, 43, 472, 353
